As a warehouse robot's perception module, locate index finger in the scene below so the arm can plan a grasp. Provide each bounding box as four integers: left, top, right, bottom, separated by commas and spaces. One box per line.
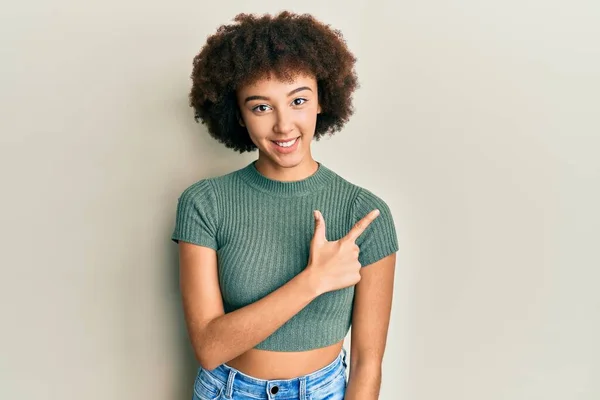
345, 209, 380, 242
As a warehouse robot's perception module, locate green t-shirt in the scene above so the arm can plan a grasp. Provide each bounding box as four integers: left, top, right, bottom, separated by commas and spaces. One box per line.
172, 160, 399, 351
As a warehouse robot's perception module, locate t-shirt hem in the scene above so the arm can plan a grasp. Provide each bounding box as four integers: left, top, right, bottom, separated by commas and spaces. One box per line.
252, 331, 348, 352
171, 234, 218, 250
360, 243, 399, 267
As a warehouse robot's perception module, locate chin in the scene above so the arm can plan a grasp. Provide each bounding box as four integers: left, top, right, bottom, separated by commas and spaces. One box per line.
274, 154, 304, 166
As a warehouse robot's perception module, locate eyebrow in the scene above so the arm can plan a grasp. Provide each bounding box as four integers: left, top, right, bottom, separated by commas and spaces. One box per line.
244, 86, 313, 103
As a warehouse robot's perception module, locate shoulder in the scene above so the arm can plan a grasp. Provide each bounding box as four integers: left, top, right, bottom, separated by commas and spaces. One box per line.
176, 165, 243, 201
328, 169, 399, 266
177, 178, 216, 204
352, 186, 393, 216
325, 166, 393, 214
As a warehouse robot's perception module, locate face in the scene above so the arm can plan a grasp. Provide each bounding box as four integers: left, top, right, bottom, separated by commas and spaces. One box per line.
236, 72, 322, 169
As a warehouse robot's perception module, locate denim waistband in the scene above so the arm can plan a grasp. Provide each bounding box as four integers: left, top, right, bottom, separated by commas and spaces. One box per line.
201, 347, 347, 399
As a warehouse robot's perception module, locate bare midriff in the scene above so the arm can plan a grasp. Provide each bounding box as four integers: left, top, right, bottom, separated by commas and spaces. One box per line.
223, 339, 344, 380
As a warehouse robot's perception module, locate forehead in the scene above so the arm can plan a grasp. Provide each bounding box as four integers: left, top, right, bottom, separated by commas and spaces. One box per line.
238, 72, 317, 96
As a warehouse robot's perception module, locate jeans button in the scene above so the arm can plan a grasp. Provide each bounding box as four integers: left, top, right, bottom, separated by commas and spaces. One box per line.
270, 385, 279, 394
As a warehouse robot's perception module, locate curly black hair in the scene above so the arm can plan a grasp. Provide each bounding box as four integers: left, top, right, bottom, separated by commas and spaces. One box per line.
189, 11, 359, 153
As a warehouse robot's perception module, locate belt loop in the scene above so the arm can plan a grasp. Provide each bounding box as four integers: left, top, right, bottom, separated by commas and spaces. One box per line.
225, 369, 236, 399
299, 376, 307, 400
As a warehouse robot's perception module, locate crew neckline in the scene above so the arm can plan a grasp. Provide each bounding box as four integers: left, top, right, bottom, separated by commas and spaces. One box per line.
237, 160, 336, 197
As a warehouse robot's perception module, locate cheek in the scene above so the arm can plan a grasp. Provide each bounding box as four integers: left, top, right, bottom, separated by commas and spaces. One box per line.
296, 109, 319, 126
244, 116, 271, 137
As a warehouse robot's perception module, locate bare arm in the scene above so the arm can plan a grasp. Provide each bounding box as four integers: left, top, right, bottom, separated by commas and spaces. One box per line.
179, 241, 322, 370
345, 252, 396, 400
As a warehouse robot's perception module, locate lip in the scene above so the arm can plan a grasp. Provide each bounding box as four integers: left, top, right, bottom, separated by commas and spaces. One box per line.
271, 137, 300, 143
271, 136, 300, 154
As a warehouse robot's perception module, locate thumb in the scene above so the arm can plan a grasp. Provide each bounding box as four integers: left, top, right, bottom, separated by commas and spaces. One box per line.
312, 210, 327, 244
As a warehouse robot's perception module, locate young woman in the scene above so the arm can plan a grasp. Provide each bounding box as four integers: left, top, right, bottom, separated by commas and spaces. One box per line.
172, 11, 399, 400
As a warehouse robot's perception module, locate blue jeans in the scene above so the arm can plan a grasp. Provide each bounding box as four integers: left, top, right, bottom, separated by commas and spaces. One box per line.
192, 347, 348, 400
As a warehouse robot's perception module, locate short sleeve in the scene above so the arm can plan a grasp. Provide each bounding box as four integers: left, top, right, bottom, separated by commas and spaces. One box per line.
171, 179, 219, 250
352, 188, 399, 267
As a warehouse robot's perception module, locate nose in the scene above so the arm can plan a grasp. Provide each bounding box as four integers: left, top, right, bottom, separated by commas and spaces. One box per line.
273, 108, 294, 134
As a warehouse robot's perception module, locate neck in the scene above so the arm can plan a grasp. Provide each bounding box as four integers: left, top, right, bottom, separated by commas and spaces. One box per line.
239, 158, 334, 197
254, 156, 319, 182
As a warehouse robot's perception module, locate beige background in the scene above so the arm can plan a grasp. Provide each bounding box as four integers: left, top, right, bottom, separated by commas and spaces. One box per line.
1, 1, 599, 399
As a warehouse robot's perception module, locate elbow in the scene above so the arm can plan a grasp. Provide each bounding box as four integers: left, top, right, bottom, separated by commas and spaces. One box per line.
193, 348, 215, 371
192, 342, 214, 371
193, 338, 220, 371
196, 352, 216, 371
190, 319, 226, 370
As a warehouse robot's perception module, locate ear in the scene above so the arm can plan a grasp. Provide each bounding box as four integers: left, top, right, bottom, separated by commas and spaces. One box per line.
317, 104, 322, 114
236, 108, 246, 127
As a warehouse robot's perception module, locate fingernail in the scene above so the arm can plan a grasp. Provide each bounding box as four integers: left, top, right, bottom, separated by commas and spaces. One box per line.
374, 209, 380, 216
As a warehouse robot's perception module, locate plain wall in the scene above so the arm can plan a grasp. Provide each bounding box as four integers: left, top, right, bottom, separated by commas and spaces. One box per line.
1, 1, 598, 399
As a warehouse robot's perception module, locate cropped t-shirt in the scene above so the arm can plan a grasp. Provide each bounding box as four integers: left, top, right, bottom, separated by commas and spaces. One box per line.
171, 160, 399, 351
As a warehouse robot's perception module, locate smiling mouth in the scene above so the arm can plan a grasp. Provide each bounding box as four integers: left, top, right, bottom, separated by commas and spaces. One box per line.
271, 137, 299, 147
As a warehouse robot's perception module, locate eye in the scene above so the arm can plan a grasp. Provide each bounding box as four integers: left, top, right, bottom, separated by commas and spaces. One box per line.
292, 98, 308, 106
251, 104, 271, 113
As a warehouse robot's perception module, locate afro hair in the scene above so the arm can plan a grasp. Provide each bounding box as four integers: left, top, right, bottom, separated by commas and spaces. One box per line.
189, 11, 359, 153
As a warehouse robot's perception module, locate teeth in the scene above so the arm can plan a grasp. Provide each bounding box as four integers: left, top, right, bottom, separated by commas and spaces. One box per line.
275, 138, 297, 147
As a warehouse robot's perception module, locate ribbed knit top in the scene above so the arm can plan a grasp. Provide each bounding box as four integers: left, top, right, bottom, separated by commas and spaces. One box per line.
171, 160, 399, 351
